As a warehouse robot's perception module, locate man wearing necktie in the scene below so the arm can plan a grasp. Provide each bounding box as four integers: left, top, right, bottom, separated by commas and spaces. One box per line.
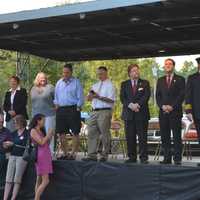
156, 58, 185, 165
120, 64, 150, 164
185, 57, 200, 166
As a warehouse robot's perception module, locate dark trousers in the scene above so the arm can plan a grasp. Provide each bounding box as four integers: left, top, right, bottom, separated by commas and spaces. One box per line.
159, 114, 182, 162
124, 119, 148, 161
0, 154, 6, 187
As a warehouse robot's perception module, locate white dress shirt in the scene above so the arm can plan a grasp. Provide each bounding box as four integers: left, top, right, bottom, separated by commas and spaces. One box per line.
131, 79, 138, 87
10, 87, 20, 108
166, 73, 174, 83
91, 79, 116, 109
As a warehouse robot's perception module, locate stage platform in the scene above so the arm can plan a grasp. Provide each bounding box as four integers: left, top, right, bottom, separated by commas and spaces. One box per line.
1, 158, 200, 200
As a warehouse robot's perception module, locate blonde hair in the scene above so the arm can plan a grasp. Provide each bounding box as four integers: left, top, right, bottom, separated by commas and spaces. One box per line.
33, 72, 48, 87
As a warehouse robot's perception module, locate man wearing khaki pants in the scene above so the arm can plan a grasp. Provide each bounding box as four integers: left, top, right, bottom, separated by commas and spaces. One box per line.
82, 66, 116, 162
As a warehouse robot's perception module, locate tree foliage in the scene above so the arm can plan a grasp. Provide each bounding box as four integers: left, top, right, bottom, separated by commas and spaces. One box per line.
0, 49, 197, 119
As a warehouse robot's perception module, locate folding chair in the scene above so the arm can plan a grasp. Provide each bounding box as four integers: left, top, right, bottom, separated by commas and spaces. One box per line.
182, 122, 198, 160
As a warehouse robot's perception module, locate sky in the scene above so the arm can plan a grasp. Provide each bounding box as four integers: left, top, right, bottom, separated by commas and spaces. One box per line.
0, 0, 91, 14
0, 0, 199, 70
0, 0, 64, 14
156, 55, 199, 70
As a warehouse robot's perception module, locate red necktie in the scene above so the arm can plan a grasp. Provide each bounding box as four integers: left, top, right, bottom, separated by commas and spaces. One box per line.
132, 80, 137, 95
166, 75, 171, 88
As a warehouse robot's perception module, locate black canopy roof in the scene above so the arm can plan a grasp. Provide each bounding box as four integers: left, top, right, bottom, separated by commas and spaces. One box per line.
0, 0, 200, 61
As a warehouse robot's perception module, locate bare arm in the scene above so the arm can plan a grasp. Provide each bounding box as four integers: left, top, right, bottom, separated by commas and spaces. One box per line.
87, 91, 114, 103
96, 95, 114, 103
96, 83, 115, 103
30, 129, 52, 146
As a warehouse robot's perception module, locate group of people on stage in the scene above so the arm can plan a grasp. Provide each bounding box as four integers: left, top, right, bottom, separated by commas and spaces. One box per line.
83, 57, 200, 166
0, 58, 200, 199
0, 73, 54, 199
118, 57, 200, 166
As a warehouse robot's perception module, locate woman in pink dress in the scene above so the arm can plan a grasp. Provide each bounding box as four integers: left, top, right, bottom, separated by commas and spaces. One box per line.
29, 114, 53, 200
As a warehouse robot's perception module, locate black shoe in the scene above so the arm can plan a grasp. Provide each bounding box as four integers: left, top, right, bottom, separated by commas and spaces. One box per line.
160, 160, 172, 164
174, 161, 182, 165
82, 157, 97, 162
99, 157, 107, 162
124, 158, 137, 163
140, 160, 149, 164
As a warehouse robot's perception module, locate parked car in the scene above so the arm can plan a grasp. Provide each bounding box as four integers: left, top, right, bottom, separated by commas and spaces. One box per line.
147, 114, 192, 142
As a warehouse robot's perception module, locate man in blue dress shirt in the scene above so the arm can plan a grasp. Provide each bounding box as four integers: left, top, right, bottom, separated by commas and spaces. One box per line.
54, 64, 84, 160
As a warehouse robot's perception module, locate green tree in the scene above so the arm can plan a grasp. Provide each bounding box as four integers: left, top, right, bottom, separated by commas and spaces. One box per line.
0, 50, 161, 119
179, 60, 196, 79
0, 50, 16, 105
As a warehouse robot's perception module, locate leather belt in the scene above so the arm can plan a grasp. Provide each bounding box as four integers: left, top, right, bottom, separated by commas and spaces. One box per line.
59, 105, 76, 109
92, 108, 111, 111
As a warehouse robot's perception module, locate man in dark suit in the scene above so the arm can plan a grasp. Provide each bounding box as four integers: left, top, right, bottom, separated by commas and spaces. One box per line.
156, 58, 185, 165
3, 76, 28, 132
185, 57, 200, 166
120, 64, 150, 164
